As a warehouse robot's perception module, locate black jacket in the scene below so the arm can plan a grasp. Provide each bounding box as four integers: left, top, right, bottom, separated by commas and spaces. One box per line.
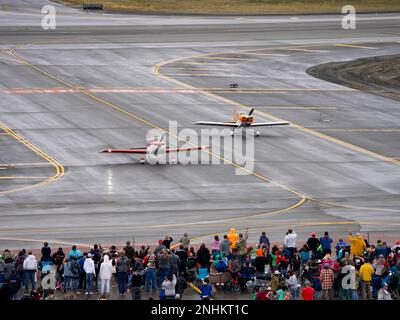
254, 256, 267, 273
196, 247, 211, 268
131, 271, 144, 287
307, 237, 321, 251
123, 246, 135, 260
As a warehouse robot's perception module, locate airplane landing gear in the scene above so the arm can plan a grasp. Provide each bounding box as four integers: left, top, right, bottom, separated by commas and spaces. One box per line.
139, 158, 146, 164
256, 130, 260, 137
170, 157, 177, 164
230, 131, 234, 136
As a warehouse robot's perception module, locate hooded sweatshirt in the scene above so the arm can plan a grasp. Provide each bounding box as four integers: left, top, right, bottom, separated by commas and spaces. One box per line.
227, 228, 239, 249
348, 235, 366, 256
99, 255, 113, 280
219, 239, 231, 257
83, 257, 95, 274
161, 274, 177, 297
23, 255, 37, 271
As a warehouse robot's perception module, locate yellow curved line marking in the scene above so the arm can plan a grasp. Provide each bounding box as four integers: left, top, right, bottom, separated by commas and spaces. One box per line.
4, 48, 308, 224
0, 122, 64, 194
0, 176, 54, 179
0, 237, 90, 247
308, 198, 400, 213
0, 201, 308, 234
334, 44, 378, 50
153, 42, 400, 213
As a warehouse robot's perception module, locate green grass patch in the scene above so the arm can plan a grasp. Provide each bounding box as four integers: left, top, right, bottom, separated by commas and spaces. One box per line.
57, 0, 400, 14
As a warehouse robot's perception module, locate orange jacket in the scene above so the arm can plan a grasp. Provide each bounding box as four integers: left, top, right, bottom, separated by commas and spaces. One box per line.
227, 228, 239, 249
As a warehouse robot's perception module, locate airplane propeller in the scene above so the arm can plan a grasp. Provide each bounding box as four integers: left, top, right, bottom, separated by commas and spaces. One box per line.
248, 108, 254, 117
154, 133, 166, 156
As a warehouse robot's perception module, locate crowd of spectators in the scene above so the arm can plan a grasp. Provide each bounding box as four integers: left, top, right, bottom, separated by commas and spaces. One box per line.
0, 229, 399, 300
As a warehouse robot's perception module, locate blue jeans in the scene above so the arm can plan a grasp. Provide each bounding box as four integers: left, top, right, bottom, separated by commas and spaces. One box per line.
17, 271, 24, 288
145, 268, 156, 291
118, 272, 127, 294
71, 277, 80, 292
278, 265, 288, 277
64, 276, 71, 291
24, 270, 36, 290
350, 289, 359, 300
291, 288, 298, 300
158, 267, 170, 288
86, 273, 94, 293
286, 247, 295, 263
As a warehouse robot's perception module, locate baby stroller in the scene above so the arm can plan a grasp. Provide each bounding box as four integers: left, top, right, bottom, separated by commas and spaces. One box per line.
209, 271, 231, 289
224, 270, 241, 294
239, 268, 256, 290
254, 271, 270, 289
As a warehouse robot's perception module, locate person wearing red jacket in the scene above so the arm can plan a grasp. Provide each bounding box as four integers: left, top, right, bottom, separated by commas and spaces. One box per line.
301, 281, 315, 300
255, 286, 268, 300
278, 253, 289, 276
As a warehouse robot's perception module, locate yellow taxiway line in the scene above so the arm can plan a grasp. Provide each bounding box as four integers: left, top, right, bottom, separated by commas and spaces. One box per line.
195, 56, 258, 61
0, 219, 371, 239
153, 42, 400, 215
154, 43, 399, 171
0, 176, 53, 180
315, 128, 400, 132
334, 43, 378, 50
259, 106, 337, 110
0, 121, 64, 194
288, 48, 329, 53
0, 236, 91, 247
2, 47, 308, 224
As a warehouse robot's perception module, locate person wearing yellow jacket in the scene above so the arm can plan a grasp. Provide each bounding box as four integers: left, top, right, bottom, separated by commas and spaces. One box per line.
348, 232, 366, 256
227, 228, 239, 251
359, 259, 374, 300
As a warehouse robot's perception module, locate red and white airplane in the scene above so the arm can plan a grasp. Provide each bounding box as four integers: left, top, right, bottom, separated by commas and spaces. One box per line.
100, 134, 208, 164
195, 108, 289, 136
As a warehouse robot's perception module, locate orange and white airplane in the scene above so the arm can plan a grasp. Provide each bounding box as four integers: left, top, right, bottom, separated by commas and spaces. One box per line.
100, 134, 208, 164
195, 108, 289, 136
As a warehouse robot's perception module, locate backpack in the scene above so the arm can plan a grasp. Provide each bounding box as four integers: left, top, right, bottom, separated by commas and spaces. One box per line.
216, 260, 227, 272
71, 261, 80, 277
117, 258, 128, 273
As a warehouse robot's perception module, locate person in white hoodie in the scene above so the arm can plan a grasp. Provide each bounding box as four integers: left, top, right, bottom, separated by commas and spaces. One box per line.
161, 274, 177, 300
378, 283, 392, 300
23, 251, 37, 291
99, 254, 113, 299
83, 253, 96, 295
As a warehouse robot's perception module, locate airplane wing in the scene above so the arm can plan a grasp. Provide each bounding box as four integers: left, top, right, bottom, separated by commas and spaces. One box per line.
250, 121, 290, 127
100, 148, 147, 154
166, 146, 208, 153
195, 121, 238, 127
